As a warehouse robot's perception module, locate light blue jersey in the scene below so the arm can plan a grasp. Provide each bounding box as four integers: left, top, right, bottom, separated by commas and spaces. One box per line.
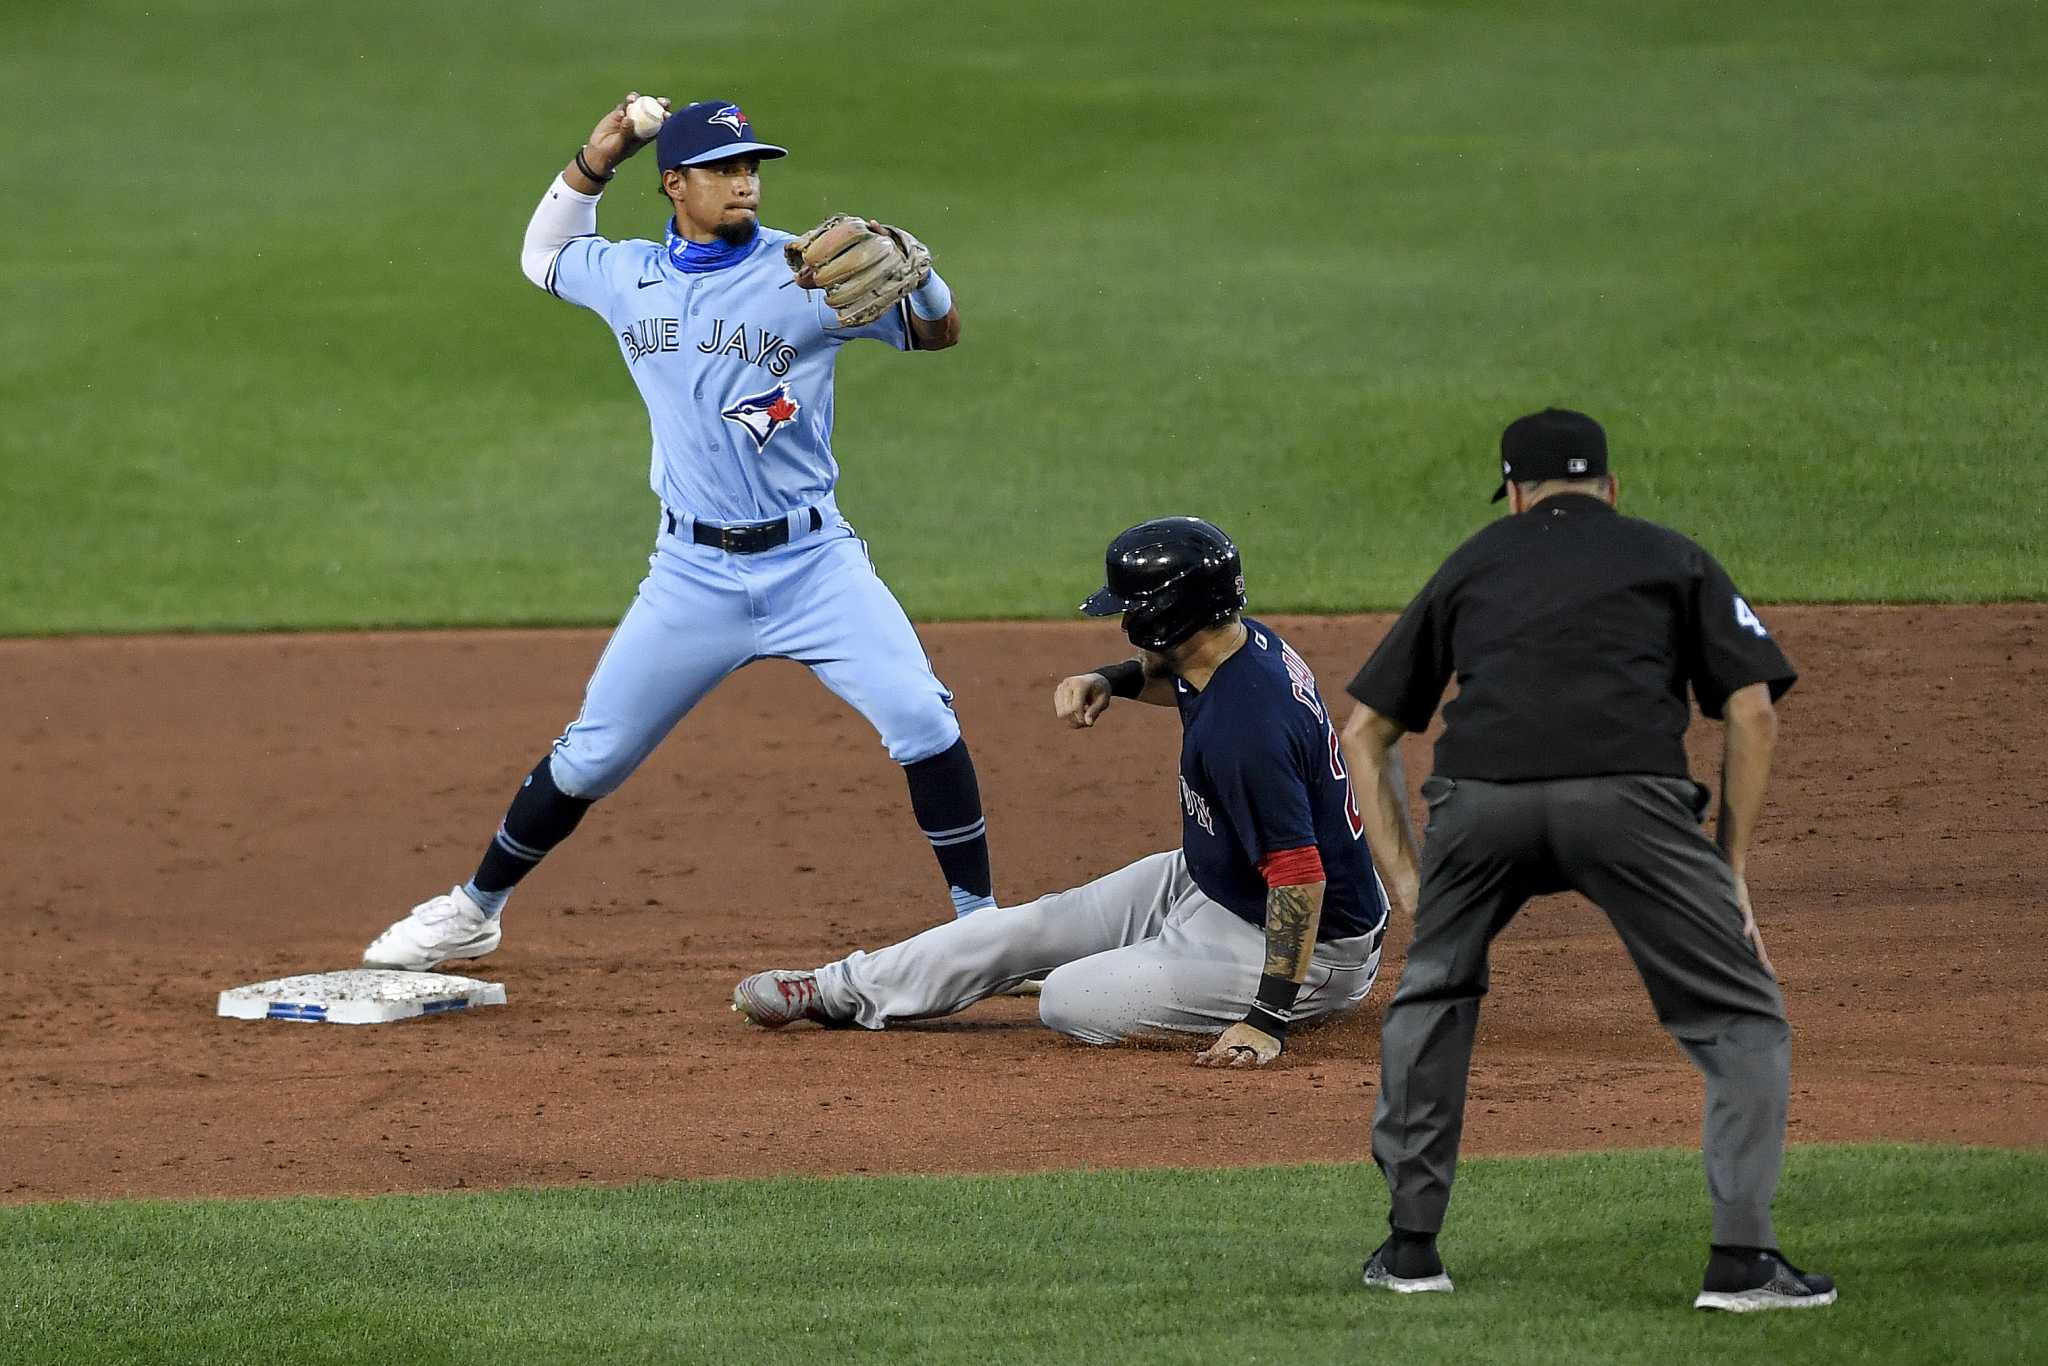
547, 226, 915, 524
352, 112, 996, 972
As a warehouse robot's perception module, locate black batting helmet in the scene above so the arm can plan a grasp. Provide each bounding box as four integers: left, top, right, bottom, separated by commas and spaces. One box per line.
1079, 517, 1246, 651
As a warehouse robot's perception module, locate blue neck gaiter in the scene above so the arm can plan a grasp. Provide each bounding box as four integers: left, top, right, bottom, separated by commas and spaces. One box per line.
665, 220, 758, 274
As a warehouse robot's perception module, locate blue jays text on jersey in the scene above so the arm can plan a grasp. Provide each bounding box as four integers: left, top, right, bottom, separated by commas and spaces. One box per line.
1172, 619, 1387, 942
548, 223, 917, 525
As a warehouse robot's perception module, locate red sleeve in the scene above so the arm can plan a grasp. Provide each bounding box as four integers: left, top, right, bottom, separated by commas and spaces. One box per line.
1257, 845, 1325, 887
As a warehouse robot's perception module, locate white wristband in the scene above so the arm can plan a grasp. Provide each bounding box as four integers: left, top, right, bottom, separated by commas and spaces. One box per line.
908, 269, 953, 321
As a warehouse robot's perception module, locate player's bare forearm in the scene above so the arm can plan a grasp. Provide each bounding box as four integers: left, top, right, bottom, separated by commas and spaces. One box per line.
1261, 880, 1325, 983
1716, 682, 1778, 873
1341, 705, 1421, 912
1197, 878, 1324, 1068
562, 154, 610, 195
1133, 653, 1178, 706
564, 93, 660, 194
1054, 658, 1174, 728
908, 303, 960, 350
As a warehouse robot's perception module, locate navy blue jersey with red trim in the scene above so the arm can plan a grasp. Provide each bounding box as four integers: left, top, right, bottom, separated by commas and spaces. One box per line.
1172, 619, 1387, 941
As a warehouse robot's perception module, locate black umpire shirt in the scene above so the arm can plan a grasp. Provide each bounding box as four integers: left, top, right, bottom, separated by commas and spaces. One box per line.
1347, 494, 1797, 782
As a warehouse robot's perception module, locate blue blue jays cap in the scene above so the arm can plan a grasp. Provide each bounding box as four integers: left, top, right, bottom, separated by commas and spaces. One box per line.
655, 100, 789, 170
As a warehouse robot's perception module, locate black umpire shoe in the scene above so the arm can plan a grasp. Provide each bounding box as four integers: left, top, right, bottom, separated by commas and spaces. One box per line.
1361, 1236, 1454, 1294
1693, 1247, 1837, 1312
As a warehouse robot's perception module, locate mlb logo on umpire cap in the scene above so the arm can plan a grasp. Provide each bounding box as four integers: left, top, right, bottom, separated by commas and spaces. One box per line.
1492, 407, 1608, 502
657, 99, 791, 170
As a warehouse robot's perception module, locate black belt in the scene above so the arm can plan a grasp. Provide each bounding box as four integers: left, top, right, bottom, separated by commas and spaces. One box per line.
666, 506, 823, 554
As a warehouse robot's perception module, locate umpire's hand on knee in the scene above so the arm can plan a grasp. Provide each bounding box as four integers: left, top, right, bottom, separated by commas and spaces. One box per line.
1195, 1021, 1283, 1068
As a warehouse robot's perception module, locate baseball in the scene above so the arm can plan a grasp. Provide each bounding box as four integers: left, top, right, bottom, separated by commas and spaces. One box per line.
626, 95, 668, 139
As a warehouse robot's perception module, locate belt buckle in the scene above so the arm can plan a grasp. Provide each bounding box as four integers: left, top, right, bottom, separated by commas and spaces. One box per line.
720, 526, 747, 552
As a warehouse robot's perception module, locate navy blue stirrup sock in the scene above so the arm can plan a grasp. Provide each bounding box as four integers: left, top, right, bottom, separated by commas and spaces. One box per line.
466, 756, 594, 914
903, 737, 994, 915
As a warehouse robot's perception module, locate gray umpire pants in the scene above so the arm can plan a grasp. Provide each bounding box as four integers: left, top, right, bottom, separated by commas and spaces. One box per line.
1374, 774, 1790, 1248
817, 850, 1383, 1042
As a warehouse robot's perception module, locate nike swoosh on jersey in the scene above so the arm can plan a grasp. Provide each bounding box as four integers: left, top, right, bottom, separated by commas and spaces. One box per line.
637, 277, 661, 289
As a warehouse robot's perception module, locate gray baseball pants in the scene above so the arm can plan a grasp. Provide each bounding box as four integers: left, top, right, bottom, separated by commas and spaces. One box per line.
1374, 774, 1790, 1248
816, 850, 1383, 1042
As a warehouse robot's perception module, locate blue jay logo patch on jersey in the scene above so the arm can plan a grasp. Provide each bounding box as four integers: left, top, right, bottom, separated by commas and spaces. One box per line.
708, 104, 748, 135
721, 382, 802, 451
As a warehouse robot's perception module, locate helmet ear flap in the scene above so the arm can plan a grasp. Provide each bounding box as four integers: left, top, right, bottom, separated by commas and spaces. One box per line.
1120, 593, 1189, 652
1120, 583, 1234, 652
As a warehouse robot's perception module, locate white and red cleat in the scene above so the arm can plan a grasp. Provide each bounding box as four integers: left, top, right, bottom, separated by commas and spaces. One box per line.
731, 970, 848, 1028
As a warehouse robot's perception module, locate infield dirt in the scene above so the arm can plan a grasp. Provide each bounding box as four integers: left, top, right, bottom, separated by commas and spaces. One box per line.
4, 606, 2043, 1202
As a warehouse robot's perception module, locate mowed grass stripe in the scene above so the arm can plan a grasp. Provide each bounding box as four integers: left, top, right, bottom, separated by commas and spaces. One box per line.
2, 0, 2045, 633
2, 1146, 2042, 1365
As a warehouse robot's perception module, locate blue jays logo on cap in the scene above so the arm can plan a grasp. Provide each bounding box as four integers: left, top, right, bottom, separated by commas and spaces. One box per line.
657, 98, 791, 170
722, 382, 802, 451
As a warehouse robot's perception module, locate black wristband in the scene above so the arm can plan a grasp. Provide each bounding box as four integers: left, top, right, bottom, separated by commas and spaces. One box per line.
574, 147, 615, 184
1256, 971, 1303, 1014
1093, 659, 1145, 699
1242, 972, 1302, 1039
1242, 1003, 1290, 1041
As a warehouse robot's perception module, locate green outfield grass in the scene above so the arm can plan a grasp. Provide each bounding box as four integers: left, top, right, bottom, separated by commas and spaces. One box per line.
4, 1, 2044, 632
2, 1146, 2042, 1365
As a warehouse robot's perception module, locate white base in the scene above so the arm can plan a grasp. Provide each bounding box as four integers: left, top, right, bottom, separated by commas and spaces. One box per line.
217, 969, 506, 1024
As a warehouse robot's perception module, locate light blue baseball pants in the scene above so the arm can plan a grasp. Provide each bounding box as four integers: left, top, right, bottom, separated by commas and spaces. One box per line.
547, 514, 961, 800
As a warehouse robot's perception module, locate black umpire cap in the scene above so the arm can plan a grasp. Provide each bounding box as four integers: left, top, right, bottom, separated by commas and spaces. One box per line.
1492, 408, 1608, 502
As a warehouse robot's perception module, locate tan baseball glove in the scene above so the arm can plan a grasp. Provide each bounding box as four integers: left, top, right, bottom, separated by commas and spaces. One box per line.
784, 215, 932, 328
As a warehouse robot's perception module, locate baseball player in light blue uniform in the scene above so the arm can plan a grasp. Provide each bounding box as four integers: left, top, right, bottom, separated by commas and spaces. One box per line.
366, 92, 994, 971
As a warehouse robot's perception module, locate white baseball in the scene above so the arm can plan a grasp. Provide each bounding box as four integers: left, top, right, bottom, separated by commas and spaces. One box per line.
627, 96, 668, 139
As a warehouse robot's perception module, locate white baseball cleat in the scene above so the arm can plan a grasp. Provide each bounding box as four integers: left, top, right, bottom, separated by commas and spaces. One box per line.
362, 886, 502, 971
732, 970, 850, 1028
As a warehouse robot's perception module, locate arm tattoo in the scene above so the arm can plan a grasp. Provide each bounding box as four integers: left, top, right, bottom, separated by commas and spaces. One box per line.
1262, 882, 1325, 982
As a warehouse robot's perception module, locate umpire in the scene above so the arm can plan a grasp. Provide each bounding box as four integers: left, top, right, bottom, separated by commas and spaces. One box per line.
1337, 408, 1835, 1312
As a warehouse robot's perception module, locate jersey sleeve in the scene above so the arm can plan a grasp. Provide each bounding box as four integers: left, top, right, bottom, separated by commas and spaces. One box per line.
1346, 571, 1453, 733
1686, 551, 1798, 718
546, 236, 622, 314
1204, 718, 1318, 867
816, 294, 914, 350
